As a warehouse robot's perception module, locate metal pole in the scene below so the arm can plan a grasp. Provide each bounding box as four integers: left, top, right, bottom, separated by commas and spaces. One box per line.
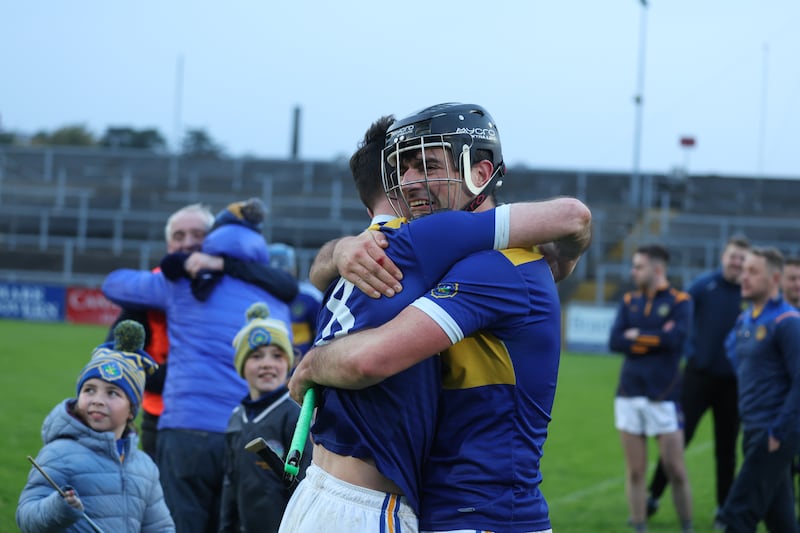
757, 43, 768, 177
173, 55, 184, 153
630, 0, 649, 208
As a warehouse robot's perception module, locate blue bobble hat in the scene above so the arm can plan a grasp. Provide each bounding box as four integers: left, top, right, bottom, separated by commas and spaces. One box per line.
76, 320, 158, 417
232, 302, 294, 376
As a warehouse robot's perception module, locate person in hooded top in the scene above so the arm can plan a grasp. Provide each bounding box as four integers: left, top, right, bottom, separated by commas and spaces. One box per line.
16, 320, 175, 533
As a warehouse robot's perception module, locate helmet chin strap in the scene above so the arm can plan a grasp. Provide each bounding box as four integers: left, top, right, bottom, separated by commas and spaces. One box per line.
460, 144, 504, 213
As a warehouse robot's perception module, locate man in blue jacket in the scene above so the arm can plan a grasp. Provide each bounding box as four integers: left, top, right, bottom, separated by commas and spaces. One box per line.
103, 200, 291, 533
717, 247, 800, 532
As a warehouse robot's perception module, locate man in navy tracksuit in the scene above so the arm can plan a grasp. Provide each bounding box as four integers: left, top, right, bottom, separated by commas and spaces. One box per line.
648, 236, 750, 519
609, 244, 693, 533
717, 247, 800, 533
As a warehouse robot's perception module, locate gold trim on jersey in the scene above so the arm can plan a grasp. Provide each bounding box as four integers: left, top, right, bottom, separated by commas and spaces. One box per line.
441, 331, 515, 389
499, 247, 543, 265
368, 217, 406, 231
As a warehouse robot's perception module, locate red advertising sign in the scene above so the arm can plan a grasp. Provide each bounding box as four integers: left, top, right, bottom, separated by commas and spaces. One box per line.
66, 287, 121, 326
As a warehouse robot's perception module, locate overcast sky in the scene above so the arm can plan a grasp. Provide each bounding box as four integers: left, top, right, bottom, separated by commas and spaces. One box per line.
2, 1, 798, 178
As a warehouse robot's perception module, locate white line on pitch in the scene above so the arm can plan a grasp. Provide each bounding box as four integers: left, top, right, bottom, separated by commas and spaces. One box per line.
552, 439, 713, 505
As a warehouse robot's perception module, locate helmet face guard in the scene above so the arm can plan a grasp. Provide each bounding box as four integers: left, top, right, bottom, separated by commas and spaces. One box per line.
381, 103, 504, 219
382, 133, 473, 219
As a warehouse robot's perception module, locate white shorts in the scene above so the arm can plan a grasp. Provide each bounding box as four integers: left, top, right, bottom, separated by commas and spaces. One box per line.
278, 463, 418, 533
614, 396, 681, 436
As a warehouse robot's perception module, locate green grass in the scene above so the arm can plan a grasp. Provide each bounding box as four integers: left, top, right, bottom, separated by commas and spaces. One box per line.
0, 320, 759, 532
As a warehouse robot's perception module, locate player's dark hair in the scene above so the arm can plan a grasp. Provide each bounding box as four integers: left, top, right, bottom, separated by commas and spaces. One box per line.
350, 115, 395, 210
636, 244, 670, 265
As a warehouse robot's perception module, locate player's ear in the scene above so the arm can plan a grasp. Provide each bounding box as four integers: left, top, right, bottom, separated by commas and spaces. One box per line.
469, 160, 493, 188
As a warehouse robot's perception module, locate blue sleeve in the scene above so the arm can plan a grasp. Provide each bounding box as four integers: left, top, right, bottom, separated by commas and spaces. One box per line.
407, 209, 501, 284
16, 447, 82, 532
102, 269, 170, 310
608, 299, 631, 354
774, 314, 800, 439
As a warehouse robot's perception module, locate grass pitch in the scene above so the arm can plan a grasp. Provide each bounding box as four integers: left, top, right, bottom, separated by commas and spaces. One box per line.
1, 319, 748, 532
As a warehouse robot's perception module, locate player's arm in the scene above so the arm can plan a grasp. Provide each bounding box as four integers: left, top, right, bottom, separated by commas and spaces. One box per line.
309, 233, 403, 298
183, 252, 299, 303
772, 313, 800, 444
289, 305, 450, 402
102, 269, 168, 310
608, 296, 634, 354
507, 198, 592, 282
658, 295, 692, 350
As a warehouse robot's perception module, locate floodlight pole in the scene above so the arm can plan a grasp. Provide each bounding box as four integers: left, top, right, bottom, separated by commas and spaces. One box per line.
630, 0, 649, 208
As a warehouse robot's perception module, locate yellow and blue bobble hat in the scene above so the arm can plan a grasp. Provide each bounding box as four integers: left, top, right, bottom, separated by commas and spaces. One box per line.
211, 197, 266, 233
76, 320, 158, 417
232, 302, 294, 376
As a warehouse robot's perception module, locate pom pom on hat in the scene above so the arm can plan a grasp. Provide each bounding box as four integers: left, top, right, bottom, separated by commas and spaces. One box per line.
232, 302, 294, 376
77, 320, 158, 417
212, 197, 266, 233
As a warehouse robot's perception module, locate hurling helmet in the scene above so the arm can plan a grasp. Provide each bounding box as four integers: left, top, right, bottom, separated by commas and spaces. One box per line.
382, 103, 505, 216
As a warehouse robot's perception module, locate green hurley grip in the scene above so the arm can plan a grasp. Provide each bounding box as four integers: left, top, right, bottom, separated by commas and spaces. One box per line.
284, 388, 316, 478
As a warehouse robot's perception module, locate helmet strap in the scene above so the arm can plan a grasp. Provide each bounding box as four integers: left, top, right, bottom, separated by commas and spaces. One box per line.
461, 146, 504, 212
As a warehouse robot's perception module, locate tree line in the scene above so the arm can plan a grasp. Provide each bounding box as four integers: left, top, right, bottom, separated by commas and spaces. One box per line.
0, 125, 225, 157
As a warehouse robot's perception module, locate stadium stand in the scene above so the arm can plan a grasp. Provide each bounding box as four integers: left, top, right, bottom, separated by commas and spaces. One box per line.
1, 145, 798, 303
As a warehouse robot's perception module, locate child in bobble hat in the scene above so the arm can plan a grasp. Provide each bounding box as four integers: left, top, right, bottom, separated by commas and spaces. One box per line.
220, 302, 312, 533
16, 320, 175, 533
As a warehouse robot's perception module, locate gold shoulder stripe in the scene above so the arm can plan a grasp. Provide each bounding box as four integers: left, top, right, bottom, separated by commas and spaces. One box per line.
440, 331, 516, 389
674, 291, 691, 303
499, 247, 543, 266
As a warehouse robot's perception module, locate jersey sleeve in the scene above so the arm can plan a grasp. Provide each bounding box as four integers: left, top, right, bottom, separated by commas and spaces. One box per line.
405, 205, 510, 285
608, 296, 632, 354
774, 312, 800, 439
410, 249, 533, 344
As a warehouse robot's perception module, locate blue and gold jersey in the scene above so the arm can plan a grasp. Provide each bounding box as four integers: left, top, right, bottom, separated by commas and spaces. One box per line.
411, 248, 561, 532
311, 206, 511, 514
726, 297, 800, 438
290, 281, 323, 358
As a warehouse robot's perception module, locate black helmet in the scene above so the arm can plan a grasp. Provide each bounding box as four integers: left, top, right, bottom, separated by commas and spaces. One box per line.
382, 103, 505, 216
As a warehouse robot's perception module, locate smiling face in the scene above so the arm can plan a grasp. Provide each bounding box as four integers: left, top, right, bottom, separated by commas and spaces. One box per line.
721, 242, 749, 283
74, 378, 133, 439
395, 146, 465, 219
166, 210, 210, 253
243, 345, 290, 400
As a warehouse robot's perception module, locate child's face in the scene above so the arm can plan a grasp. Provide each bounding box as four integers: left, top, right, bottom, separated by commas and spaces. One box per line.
244, 345, 290, 400
75, 378, 132, 439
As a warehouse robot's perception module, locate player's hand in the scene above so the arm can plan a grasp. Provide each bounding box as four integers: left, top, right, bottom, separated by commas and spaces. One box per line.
288, 356, 315, 404
63, 487, 83, 511
334, 231, 403, 298
623, 328, 640, 340
184, 252, 224, 278
768, 434, 781, 452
